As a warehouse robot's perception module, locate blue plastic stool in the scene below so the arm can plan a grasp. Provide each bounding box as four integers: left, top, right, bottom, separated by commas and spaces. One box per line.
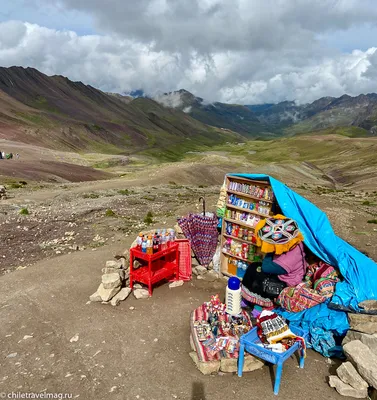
237, 326, 307, 395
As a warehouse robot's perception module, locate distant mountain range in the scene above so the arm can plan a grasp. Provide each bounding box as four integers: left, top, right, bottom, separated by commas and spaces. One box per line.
155, 89, 377, 137
0, 67, 242, 159
0, 66, 376, 159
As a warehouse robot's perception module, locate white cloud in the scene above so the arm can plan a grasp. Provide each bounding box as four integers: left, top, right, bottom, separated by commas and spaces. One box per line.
1, 0, 377, 105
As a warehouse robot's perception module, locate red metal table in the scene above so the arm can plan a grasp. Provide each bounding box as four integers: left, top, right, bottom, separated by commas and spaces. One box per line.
129, 243, 179, 296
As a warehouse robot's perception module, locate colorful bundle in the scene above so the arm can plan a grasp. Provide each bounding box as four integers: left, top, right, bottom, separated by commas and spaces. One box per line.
178, 213, 219, 267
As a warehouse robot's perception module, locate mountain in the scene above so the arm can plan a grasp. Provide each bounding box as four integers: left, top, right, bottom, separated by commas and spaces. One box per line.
154, 89, 276, 138
0, 67, 242, 158
247, 94, 377, 136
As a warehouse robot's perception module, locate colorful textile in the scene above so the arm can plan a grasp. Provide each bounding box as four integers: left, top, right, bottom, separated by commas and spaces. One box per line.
277, 283, 327, 313
256, 310, 306, 354
255, 214, 304, 255
277, 262, 339, 313
178, 213, 218, 267
241, 285, 274, 309
274, 242, 308, 286
190, 301, 252, 362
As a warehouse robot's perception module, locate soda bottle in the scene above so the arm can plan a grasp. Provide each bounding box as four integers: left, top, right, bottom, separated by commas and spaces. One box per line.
146, 235, 153, 255
141, 237, 147, 253
136, 233, 143, 249
153, 234, 159, 253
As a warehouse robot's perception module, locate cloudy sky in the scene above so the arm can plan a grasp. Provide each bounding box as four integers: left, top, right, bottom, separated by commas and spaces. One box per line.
1, 0, 377, 104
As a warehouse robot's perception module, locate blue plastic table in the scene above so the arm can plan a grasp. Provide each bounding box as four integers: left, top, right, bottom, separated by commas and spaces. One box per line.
237, 326, 307, 395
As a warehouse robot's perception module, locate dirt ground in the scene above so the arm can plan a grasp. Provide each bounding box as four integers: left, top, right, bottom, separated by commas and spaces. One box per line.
0, 242, 343, 400
0, 163, 376, 400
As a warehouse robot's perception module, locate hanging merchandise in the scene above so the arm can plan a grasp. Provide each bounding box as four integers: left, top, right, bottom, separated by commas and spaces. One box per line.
178, 213, 219, 267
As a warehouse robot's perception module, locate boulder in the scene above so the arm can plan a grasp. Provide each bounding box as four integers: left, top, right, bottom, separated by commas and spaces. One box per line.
189, 352, 220, 375
192, 265, 207, 276
220, 355, 264, 373
342, 331, 377, 356
105, 260, 122, 269
97, 283, 121, 302
169, 280, 184, 288
101, 273, 121, 289
343, 340, 377, 389
336, 362, 368, 390
102, 268, 126, 280
197, 270, 219, 282
348, 313, 377, 335
359, 300, 377, 313
329, 375, 368, 398
110, 288, 132, 306
89, 291, 102, 302
133, 288, 149, 299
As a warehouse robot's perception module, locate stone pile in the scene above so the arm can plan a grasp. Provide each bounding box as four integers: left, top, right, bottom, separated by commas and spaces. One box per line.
329, 311, 377, 399
0, 185, 7, 199
89, 257, 132, 306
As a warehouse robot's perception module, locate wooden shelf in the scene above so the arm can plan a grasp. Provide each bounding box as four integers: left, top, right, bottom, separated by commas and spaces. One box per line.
222, 250, 255, 263
227, 175, 270, 186
227, 189, 274, 204
223, 234, 254, 245
221, 270, 243, 280
227, 204, 271, 218
223, 217, 256, 229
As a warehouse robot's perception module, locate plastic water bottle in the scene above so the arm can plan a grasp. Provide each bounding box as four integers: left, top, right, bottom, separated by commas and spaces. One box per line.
141, 238, 147, 253
226, 277, 242, 316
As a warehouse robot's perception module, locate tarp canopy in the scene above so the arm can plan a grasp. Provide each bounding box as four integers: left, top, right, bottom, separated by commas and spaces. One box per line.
229, 173, 377, 309
229, 173, 377, 355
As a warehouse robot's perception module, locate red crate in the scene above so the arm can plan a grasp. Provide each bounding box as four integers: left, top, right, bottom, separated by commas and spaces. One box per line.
176, 239, 192, 281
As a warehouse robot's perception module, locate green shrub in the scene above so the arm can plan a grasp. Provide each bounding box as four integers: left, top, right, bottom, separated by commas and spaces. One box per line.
20, 208, 29, 215
105, 209, 116, 217
367, 219, 377, 224
118, 189, 130, 195
83, 193, 100, 199
144, 211, 154, 225
362, 200, 370, 206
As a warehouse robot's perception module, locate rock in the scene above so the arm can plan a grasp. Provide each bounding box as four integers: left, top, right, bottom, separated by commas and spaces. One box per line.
133, 260, 142, 269
199, 270, 219, 282
101, 273, 121, 290
133, 283, 143, 289
174, 224, 183, 235
98, 283, 121, 302
343, 340, 377, 389
105, 260, 122, 269
192, 265, 207, 276
102, 268, 125, 280
169, 280, 184, 288
329, 375, 368, 398
336, 362, 368, 390
7, 353, 17, 358
342, 331, 377, 356
189, 351, 220, 375
348, 313, 377, 334
133, 288, 149, 299
110, 288, 132, 306
70, 334, 79, 343
359, 300, 377, 312
220, 355, 264, 373
89, 291, 102, 302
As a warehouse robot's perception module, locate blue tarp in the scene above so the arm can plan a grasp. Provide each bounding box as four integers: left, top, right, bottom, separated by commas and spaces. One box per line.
229, 173, 377, 354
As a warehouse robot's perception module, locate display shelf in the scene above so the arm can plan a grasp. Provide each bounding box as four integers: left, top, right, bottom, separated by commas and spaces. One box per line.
222, 270, 243, 280
222, 250, 256, 263
227, 189, 274, 204
228, 176, 270, 186
223, 234, 254, 245
227, 203, 270, 218
224, 217, 256, 229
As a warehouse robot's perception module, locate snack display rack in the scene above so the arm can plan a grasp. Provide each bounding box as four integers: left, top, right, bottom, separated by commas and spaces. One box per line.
220, 175, 276, 279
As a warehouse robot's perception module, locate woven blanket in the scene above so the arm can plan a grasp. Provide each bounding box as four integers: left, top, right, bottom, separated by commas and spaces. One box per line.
190, 303, 252, 362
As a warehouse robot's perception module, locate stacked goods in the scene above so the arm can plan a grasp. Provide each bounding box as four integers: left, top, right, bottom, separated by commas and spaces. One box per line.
133, 228, 176, 254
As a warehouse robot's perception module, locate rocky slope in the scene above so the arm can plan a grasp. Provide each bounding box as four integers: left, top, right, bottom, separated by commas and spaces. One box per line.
0, 67, 241, 156
247, 94, 377, 135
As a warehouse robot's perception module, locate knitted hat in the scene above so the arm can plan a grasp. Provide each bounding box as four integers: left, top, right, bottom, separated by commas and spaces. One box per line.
257, 310, 296, 344
255, 214, 304, 254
